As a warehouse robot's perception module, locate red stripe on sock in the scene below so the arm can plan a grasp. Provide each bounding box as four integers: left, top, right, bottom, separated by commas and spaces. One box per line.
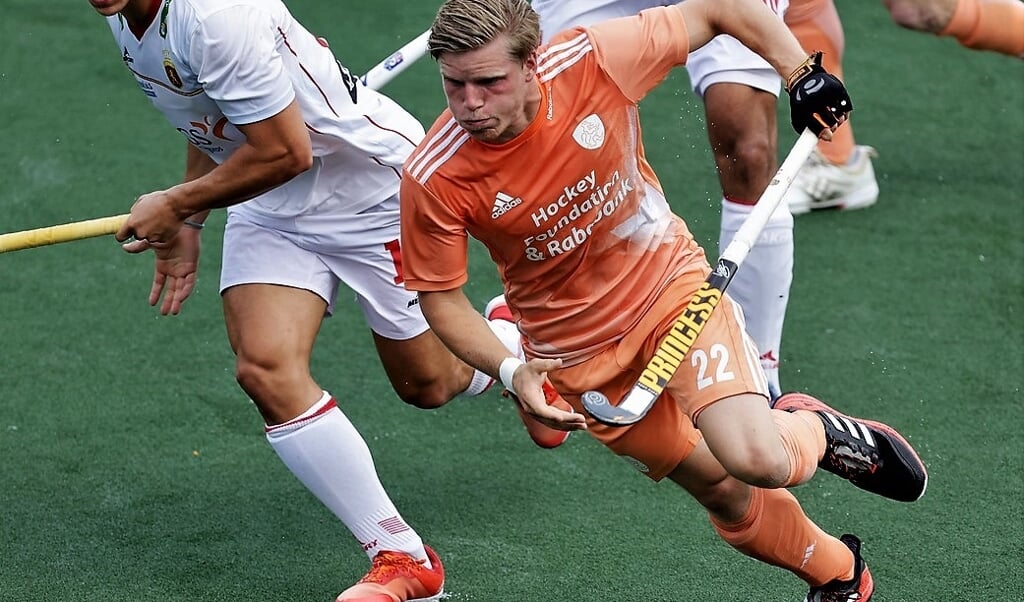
724, 193, 756, 206
265, 397, 338, 434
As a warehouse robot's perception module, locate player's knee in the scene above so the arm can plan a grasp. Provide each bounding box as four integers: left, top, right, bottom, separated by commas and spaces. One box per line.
721, 446, 791, 489
717, 135, 775, 194
735, 136, 774, 171
235, 356, 275, 398
234, 356, 320, 424
883, 0, 948, 33
392, 378, 452, 409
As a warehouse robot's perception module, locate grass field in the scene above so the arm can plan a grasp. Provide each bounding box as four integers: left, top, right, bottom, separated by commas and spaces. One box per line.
1, 1, 1022, 601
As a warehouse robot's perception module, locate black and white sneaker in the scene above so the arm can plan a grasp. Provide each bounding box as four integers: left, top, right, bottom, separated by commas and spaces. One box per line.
805, 534, 874, 601
773, 392, 928, 502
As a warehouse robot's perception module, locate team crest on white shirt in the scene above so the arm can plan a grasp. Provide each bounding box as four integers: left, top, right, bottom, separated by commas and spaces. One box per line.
162, 50, 183, 88
572, 114, 605, 150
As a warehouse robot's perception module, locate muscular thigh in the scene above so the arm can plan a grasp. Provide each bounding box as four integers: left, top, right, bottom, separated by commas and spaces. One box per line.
372, 327, 465, 398
222, 283, 325, 368
548, 270, 768, 481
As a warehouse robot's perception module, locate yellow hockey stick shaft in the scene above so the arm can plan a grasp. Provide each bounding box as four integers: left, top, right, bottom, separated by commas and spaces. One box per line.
0, 214, 129, 254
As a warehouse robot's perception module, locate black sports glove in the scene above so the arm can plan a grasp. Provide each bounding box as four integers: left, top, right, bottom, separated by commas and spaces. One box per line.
785, 52, 853, 136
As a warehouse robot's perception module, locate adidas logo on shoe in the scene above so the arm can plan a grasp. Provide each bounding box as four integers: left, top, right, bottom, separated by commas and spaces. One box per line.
772, 392, 928, 502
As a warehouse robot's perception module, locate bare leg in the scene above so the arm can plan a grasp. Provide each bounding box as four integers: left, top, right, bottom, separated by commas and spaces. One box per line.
705, 83, 791, 397
223, 283, 432, 565
373, 329, 476, 409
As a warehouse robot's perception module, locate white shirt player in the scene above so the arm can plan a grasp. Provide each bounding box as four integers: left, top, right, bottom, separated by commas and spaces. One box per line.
107, 0, 425, 223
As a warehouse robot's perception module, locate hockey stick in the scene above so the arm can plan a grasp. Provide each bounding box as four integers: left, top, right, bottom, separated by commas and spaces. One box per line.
0, 31, 432, 255
581, 129, 820, 426
360, 29, 431, 90
0, 214, 130, 254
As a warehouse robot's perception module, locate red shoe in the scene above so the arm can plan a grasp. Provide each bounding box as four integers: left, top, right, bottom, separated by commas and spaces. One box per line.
503, 381, 573, 449
486, 295, 572, 449
335, 545, 444, 602
484, 294, 514, 323
773, 392, 928, 502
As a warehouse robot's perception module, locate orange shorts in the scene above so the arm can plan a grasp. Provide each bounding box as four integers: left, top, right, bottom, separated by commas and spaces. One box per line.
548, 267, 769, 481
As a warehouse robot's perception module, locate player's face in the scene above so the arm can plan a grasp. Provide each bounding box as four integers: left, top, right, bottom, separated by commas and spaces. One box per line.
439, 36, 540, 144
87, 0, 131, 17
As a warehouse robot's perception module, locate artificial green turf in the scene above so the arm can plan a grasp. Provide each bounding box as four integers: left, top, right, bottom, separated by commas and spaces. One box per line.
1, 1, 1021, 600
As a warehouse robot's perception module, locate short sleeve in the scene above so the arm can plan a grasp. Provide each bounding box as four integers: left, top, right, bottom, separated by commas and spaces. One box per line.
585, 6, 690, 103
399, 175, 471, 292
189, 7, 295, 124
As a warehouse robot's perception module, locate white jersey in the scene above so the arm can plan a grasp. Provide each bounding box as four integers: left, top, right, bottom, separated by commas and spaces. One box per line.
107, 0, 425, 222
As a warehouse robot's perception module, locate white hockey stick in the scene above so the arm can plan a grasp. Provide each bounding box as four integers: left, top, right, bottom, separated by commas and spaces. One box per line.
0, 31, 433, 255
360, 29, 431, 91
581, 129, 820, 426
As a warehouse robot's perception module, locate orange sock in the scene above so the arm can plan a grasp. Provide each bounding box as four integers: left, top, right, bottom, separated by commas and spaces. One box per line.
710, 487, 855, 585
941, 0, 1024, 57
786, 0, 857, 164
772, 409, 826, 486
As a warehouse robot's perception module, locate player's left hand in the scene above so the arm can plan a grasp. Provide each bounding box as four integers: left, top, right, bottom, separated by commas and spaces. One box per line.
786, 51, 852, 140
115, 188, 184, 248
122, 226, 202, 315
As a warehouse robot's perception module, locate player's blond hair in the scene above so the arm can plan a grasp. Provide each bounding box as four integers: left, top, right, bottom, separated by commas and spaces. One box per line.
429, 0, 541, 62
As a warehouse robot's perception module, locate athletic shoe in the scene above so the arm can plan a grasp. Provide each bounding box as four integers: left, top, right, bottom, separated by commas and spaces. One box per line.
484, 294, 513, 324
772, 392, 927, 502
786, 145, 879, 215
486, 295, 572, 449
503, 381, 574, 449
336, 545, 444, 602
805, 534, 874, 602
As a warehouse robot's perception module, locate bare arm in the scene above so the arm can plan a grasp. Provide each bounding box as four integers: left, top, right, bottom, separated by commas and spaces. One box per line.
676, 0, 852, 138
419, 288, 511, 377
169, 99, 313, 217
419, 288, 587, 431
675, 0, 808, 79
179, 143, 218, 224
116, 100, 312, 245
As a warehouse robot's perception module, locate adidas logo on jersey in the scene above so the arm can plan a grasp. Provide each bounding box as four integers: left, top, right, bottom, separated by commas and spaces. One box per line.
491, 191, 522, 219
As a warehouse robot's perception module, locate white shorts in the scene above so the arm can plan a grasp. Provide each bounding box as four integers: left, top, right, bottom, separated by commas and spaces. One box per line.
532, 0, 787, 97
686, 36, 782, 98
220, 194, 429, 340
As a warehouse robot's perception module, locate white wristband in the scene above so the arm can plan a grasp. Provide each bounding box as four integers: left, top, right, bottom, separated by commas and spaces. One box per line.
498, 357, 525, 396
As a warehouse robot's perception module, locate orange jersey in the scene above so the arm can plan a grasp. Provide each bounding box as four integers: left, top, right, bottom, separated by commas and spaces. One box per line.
401, 7, 704, 365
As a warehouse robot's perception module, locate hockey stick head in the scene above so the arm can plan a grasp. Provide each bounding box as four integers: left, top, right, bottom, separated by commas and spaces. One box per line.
581, 390, 649, 426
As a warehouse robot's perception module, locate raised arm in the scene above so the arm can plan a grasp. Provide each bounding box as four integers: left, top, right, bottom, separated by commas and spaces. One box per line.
675, 0, 852, 137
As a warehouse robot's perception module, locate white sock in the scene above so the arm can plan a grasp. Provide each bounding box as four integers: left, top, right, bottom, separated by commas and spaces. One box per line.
719, 198, 793, 399
265, 391, 429, 565
460, 317, 525, 396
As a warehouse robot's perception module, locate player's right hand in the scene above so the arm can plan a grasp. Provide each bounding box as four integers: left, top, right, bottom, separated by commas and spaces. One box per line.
512, 358, 588, 432
785, 51, 852, 138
